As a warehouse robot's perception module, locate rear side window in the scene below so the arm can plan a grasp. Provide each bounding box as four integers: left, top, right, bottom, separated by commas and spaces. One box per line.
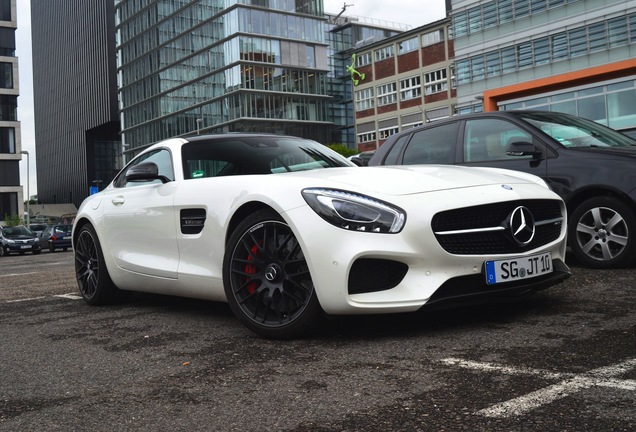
383, 134, 411, 165
402, 122, 458, 164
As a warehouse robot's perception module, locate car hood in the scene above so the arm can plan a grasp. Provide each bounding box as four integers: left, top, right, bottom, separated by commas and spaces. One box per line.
284, 165, 546, 196
5, 234, 37, 240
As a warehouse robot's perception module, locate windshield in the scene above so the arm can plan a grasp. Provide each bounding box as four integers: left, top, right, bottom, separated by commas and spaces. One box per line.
182, 136, 355, 179
517, 112, 636, 148
2, 226, 35, 237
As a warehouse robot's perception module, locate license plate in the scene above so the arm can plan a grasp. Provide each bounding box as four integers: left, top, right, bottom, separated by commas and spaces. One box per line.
63, 236, 71, 240
485, 252, 552, 285
20, 245, 32, 249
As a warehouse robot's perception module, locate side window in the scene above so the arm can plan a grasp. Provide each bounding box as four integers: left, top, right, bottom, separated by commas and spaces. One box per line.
402, 123, 458, 164
114, 149, 174, 188
383, 134, 411, 165
463, 119, 533, 162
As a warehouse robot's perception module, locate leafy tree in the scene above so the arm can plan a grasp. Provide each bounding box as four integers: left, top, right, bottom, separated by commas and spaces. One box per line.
328, 144, 358, 158
3, 213, 23, 226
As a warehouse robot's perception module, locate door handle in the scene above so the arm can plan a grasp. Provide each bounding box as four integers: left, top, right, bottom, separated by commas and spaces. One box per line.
111, 196, 125, 205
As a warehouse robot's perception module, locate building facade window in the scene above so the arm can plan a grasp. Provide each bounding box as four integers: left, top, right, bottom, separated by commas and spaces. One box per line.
0, 28, 15, 56
0, 0, 10, 21
399, 36, 419, 54
377, 82, 397, 106
0, 62, 12, 88
0, 127, 14, 153
422, 29, 444, 47
356, 52, 372, 67
379, 126, 399, 140
355, 87, 375, 111
400, 76, 422, 100
0, 192, 17, 219
424, 68, 448, 95
374, 45, 394, 61
357, 131, 377, 143
499, 79, 636, 134
0, 95, 16, 121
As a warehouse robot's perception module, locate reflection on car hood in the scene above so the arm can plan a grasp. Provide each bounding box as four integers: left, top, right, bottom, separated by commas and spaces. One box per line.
286, 165, 543, 196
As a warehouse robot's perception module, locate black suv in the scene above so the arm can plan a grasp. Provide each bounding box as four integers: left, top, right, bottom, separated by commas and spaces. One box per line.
369, 110, 636, 269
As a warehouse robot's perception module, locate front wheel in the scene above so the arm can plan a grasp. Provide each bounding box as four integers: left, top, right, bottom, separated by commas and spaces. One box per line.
74, 224, 124, 305
569, 196, 636, 268
223, 209, 323, 339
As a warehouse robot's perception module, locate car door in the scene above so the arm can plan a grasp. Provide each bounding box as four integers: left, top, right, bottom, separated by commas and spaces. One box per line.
459, 117, 550, 179
100, 148, 180, 279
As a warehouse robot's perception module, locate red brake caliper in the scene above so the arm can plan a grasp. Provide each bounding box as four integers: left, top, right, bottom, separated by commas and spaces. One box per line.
245, 244, 259, 294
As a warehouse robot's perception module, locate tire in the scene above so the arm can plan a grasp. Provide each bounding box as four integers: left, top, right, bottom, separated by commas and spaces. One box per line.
74, 224, 124, 305
49, 244, 55, 253
33, 249, 41, 255
0, 246, 8, 256
569, 196, 636, 268
223, 209, 323, 339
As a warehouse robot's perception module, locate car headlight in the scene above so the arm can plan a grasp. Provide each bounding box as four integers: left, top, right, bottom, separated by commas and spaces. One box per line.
302, 188, 405, 233
5, 238, 15, 244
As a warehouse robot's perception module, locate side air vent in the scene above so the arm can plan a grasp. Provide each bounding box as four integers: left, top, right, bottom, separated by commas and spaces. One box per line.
181, 208, 207, 235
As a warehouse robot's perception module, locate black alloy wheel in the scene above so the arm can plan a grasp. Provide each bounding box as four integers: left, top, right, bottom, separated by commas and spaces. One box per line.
569, 196, 636, 268
223, 209, 323, 339
74, 224, 122, 305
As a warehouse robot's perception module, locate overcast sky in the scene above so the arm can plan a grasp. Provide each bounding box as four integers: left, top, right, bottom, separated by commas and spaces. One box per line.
15, 1, 447, 197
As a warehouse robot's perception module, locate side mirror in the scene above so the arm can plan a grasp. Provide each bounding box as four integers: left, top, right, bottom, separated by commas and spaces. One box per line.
506, 141, 541, 157
125, 162, 170, 183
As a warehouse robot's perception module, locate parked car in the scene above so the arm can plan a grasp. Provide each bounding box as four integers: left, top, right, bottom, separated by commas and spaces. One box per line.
369, 111, 636, 269
348, 150, 375, 166
40, 224, 73, 252
0, 225, 42, 256
29, 223, 48, 239
73, 133, 569, 338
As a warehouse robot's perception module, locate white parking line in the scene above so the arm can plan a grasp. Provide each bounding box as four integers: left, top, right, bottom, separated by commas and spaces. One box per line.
0, 272, 38, 277
440, 357, 636, 418
4, 293, 82, 303
55, 293, 83, 300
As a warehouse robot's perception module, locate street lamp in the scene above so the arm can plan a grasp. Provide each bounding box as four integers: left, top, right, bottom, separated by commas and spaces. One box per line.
21, 150, 29, 226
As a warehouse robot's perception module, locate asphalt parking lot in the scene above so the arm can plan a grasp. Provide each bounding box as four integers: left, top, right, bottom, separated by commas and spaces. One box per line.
1, 250, 635, 431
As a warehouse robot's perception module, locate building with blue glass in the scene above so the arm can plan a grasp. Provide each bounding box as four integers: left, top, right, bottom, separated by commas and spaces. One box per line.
116, 0, 339, 158
451, 0, 636, 137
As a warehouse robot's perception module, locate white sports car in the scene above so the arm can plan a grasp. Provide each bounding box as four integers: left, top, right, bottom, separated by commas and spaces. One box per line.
73, 134, 570, 338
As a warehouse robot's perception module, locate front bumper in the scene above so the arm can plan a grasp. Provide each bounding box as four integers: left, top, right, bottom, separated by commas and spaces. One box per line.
284, 185, 570, 315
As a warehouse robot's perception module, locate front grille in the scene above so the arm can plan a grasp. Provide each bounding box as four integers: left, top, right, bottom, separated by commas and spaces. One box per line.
432, 199, 563, 255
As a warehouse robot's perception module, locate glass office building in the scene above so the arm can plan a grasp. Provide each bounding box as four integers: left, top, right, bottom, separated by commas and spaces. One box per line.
451, 0, 636, 136
115, 0, 334, 157
0, 0, 22, 223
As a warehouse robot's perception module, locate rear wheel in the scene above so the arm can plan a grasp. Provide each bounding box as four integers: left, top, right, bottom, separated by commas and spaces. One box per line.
569, 196, 636, 268
74, 224, 123, 305
223, 209, 323, 339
